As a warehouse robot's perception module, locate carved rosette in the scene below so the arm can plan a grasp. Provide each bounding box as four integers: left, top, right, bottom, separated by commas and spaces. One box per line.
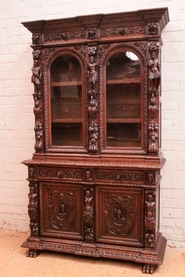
31, 49, 44, 152
83, 188, 94, 241
145, 191, 156, 248
28, 181, 39, 236
87, 46, 99, 153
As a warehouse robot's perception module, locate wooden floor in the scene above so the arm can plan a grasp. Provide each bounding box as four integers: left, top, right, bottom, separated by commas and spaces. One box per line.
0, 229, 185, 277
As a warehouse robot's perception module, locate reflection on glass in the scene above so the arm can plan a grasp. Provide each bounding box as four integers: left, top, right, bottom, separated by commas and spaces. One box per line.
50, 55, 82, 146
106, 51, 142, 148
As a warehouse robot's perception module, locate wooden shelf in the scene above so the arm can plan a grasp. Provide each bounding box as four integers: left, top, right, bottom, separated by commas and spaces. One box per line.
52, 118, 82, 123
107, 118, 141, 123
106, 77, 141, 85
51, 81, 82, 87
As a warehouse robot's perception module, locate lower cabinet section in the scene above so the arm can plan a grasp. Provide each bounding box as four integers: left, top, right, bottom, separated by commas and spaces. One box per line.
22, 164, 167, 274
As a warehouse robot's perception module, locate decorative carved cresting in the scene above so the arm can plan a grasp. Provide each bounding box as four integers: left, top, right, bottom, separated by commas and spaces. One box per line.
105, 194, 135, 235
83, 188, 94, 241
31, 49, 44, 151
145, 191, 156, 249
28, 181, 39, 236
48, 190, 76, 231
87, 46, 98, 153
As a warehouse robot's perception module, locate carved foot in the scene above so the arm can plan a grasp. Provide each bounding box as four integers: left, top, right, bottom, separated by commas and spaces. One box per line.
26, 249, 39, 258
142, 264, 156, 274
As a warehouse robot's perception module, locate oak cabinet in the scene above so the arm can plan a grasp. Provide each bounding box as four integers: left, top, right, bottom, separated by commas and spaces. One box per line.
22, 7, 169, 274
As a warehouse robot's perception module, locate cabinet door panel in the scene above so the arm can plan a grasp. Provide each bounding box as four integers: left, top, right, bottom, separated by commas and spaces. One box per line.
96, 186, 144, 247
40, 182, 84, 240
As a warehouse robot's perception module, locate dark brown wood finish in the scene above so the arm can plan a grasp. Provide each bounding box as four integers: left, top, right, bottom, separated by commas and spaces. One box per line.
22, 8, 169, 274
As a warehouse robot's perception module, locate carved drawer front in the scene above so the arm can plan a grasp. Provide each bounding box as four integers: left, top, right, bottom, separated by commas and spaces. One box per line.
38, 167, 83, 181
95, 169, 144, 184
40, 182, 84, 240
96, 186, 144, 247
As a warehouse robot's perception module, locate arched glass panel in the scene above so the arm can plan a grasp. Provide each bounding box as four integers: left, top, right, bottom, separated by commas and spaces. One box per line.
106, 51, 141, 148
50, 54, 82, 146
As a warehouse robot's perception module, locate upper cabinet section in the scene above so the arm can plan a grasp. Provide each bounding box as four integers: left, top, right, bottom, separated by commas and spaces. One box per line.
22, 8, 169, 157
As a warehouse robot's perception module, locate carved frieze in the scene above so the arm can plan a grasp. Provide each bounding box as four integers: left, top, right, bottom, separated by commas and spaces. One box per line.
44, 31, 86, 42
96, 171, 144, 182
39, 168, 83, 180
100, 26, 146, 38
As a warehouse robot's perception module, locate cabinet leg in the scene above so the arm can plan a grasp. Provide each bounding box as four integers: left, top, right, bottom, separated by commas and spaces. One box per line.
26, 249, 39, 258
142, 264, 156, 274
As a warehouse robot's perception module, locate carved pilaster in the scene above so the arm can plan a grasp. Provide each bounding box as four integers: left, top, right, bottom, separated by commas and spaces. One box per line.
147, 42, 161, 155
87, 46, 99, 153
83, 188, 94, 241
28, 180, 39, 236
31, 49, 44, 152
145, 191, 156, 248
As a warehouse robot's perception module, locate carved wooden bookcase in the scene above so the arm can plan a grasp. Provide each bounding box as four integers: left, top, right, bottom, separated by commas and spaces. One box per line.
22, 8, 169, 274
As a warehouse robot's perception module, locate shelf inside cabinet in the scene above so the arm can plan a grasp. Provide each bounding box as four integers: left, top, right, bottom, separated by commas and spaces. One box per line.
107, 118, 141, 123
106, 77, 141, 85
52, 118, 82, 124
51, 81, 82, 87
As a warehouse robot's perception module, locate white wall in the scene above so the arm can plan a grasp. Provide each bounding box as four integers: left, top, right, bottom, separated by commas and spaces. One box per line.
0, 0, 185, 248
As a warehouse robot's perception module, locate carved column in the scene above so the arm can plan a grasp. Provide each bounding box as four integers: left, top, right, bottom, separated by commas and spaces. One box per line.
144, 190, 156, 249
87, 46, 99, 154
147, 40, 161, 155
31, 49, 44, 152
83, 187, 94, 241
27, 167, 39, 237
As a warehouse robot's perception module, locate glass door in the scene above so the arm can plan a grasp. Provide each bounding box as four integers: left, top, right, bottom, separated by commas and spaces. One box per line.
50, 54, 83, 147
106, 51, 142, 148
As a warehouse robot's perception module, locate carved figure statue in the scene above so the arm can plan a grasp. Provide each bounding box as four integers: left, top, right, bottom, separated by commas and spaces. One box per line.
87, 55, 97, 92
31, 59, 42, 94
148, 50, 160, 92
